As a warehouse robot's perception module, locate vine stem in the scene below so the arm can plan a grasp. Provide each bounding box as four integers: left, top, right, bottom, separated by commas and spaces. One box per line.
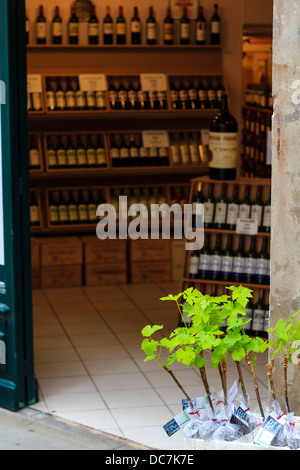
245, 352, 265, 419
235, 361, 248, 406
283, 355, 291, 413
266, 359, 276, 403
199, 365, 215, 414
221, 360, 228, 406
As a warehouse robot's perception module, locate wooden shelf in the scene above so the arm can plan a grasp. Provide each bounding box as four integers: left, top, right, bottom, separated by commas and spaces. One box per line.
27, 44, 222, 51
242, 105, 273, 115
204, 228, 270, 237
190, 175, 271, 186
182, 278, 270, 290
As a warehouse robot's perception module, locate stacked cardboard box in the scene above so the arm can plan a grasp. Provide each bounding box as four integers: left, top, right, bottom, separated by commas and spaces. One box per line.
172, 240, 186, 281
130, 239, 171, 283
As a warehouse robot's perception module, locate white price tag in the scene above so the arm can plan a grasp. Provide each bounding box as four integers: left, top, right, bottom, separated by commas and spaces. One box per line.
236, 218, 258, 235
79, 74, 107, 92
140, 74, 167, 92
142, 130, 169, 148
228, 380, 238, 404
254, 412, 286, 448
27, 74, 43, 93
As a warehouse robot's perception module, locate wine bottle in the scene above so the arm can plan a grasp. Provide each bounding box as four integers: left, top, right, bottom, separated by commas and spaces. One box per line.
110, 135, 120, 168
36, 5, 47, 45
213, 183, 227, 229
164, 7, 174, 45
86, 135, 97, 167
189, 132, 200, 164
198, 233, 212, 280
210, 3, 220, 45
232, 235, 245, 283
170, 79, 181, 110
188, 80, 200, 110
192, 183, 204, 229
68, 5, 79, 45
136, 81, 148, 110
255, 237, 269, 285
116, 6, 126, 45
96, 135, 106, 167
239, 184, 251, 219
103, 7, 113, 44
76, 136, 87, 168
131, 7, 141, 45
120, 136, 130, 167
68, 191, 79, 225
88, 4, 99, 45
261, 190, 271, 233
56, 78, 66, 110
52, 6, 63, 44
58, 191, 69, 225
30, 192, 40, 226
47, 136, 57, 169
66, 136, 77, 168
189, 250, 200, 279
87, 190, 98, 224
117, 81, 128, 110
128, 80, 138, 110
66, 78, 76, 110
204, 183, 215, 228
170, 134, 181, 165
178, 80, 190, 110
146, 7, 157, 45
109, 80, 118, 110
29, 136, 40, 170
180, 133, 190, 165
48, 191, 59, 225
252, 289, 267, 337
226, 184, 239, 230
56, 136, 67, 168
251, 185, 264, 231
196, 6, 206, 45
86, 90, 96, 110
210, 233, 222, 281
207, 81, 219, 109
73, 78, 86, 110
78, 191, 89, 224
244, 236, 257, 284
209, 94, 238, 180
221, 234, 234, 282
198, 80, 209, 109
180, 8, 190, 45
129, 135, 139, 166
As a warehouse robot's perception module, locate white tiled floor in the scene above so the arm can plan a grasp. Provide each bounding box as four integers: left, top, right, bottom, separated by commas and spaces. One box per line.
31, 282, 269, 450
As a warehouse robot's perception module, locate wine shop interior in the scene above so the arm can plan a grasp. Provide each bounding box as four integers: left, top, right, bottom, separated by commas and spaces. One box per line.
25, 0, 273, 449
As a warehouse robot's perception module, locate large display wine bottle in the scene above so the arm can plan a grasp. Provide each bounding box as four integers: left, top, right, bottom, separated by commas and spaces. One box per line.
208, 94, 238, 180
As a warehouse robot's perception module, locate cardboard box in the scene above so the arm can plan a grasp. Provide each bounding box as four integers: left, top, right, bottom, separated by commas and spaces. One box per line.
172, 239, 186, 281
85, 264, 127, 286
40, 236, 83, 266
81, 236, 126, 265
131, 260, 171, 283
41, 265, 82, 288
130, 239, 171, 262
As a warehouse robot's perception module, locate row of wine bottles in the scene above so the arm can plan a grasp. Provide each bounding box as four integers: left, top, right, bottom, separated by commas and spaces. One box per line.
46, 135, 106, 169
192, 182, 271, 232
189, 233, 270, 285
29, 4, 221, 46
48, 189, 106, 226
245, 83, 273, 110
170, 77, 224, 110
182, 284, 269, 338
243, 109, 271, 138
110, 134, 169, 168
46, 77, 106, 111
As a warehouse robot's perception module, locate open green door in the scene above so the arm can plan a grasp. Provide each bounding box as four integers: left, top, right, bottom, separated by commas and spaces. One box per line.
0, 0, 38, 410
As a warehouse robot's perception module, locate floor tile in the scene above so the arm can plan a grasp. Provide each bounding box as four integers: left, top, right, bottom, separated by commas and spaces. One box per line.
93, 372, 151, 392
35, 361, 88, 378
52, 303, 96, 315
101, 388, 164, 409
110, 405, 173, 428
84, 358, 140, 376
34, 335, 72, 350
62, 322, 111, 335
38, 376, 97, 396
44, 392, 107, 413
34, 347, 79, 363
69, 333, 120, 348
76, 344, 129, 360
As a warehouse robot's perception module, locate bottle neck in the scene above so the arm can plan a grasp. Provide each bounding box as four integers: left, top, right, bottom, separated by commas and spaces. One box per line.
220, 94, 229, 112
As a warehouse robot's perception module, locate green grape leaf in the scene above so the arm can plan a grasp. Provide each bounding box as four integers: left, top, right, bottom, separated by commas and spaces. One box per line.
141, 325, 164, 337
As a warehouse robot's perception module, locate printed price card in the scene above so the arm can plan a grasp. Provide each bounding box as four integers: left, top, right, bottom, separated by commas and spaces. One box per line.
140, 74, 167, 92
236, 218, 258, 235
27, 74, 43, 93
254, 412, 286, 448
163, 410, 191, 437
79, 74, 107, 91
142, 130, 169, 148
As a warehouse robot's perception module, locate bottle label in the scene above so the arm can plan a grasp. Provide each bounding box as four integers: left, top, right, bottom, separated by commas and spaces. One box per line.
37, 23, 46, 39
256, 259, 268, 276
130, 148, 139, 158
57, 149, 67, 166
251, 204, 263, 226
171, 145, 181, 163
77, 149, 87, 165
56, 91, 66, 109
87, 149, 96, 165
32, 93, 42, 111
68, 205, 78, 222
221, 255, 233, 273
188, 89, 198, 101
30, 205, 40, 223
209, 132, 238, 169
69, 23, 79, 37
96, 148, 106, 165
214, 202, 227, 223
128, 90, 137, 102
88, 23, 99, 36
239, 203, 251, 219
252, 309, 265, 331
199, 254, 211, 272
211, 21, 220, 34
179, 89, 188, 101
120, 148, 129, 158
263, 205, 271, 228
233, 256, 245, 274
208, 89, 217, 101
76, 91, 86, 108
48, 149, 57, 166
164, 24, 173, 40
140, 147, 148, 158
226, 203, 239, 225
88, 203, 97, 221
138, 90, 147, 102
170, 90, 179, 102
196, 22, 206, 41
104, 24, 113, 35
118, 90, 127, 102
67, 149, 77, 166
66, 91, 76, 108
210, 254, 222, 273
180, 23, 190, 39
147, 23, 156, 40
204, 202, 214, 224
29, 149, 40, 167
59, 205, 68, 222
189, 257, 199, 275
244, 257, 256, 275
46, 91, 56, 110
117, 23, 126, 35
199, 90, 207, 100
131, 21, 141, 33
53, 23, 63, 37
78, 204, 88, 221
49, 206, 59, 223
190, 144, 199, 163
180, 145, 190, 164
157, 91, 166, 101
87, 91, 96, 107
111, 148, 120, 159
